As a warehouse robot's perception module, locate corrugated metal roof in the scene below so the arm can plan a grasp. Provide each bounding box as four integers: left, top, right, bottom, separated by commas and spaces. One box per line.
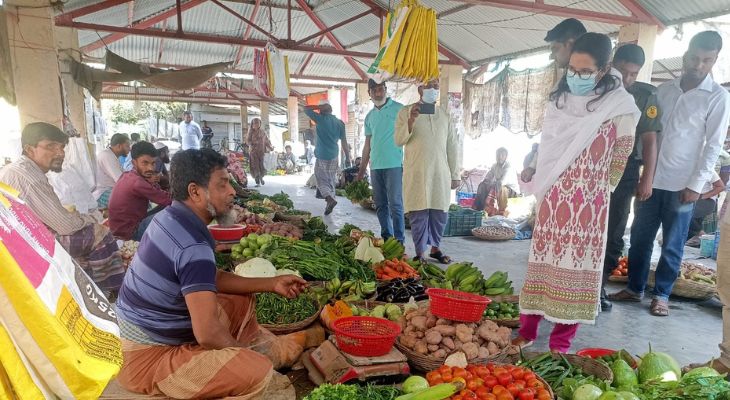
640, 0, 730, 24
62, 0, 730, 84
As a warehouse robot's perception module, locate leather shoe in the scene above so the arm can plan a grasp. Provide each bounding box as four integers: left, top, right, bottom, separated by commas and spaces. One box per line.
601, 297, 613, 311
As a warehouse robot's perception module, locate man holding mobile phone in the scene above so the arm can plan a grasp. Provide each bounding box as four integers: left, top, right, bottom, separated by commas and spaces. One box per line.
395, 79, 461, 264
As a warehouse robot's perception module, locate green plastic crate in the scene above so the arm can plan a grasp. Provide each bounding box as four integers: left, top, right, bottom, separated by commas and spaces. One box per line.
443, 207, 483, 237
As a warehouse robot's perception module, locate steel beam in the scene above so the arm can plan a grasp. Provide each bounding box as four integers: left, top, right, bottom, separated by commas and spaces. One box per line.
157, 19, 168, 63
437, 4, 472, 18
55, 0, 133, 24
233, 0, 262, 67
345, 34, 379, 49
294, 8, 375, 46
210, 0, 279, 43
80, 0, 208, 53
452, 0, 643, 25
617, 0, 665, 29
359, 0, 470, 68
222, 0, 303, 11
296, 0, 368, 80
63, 21, 379, 59
176, 0, 183, 34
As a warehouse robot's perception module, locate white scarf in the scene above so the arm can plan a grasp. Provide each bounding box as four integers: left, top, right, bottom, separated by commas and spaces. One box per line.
521, 83, 640, 201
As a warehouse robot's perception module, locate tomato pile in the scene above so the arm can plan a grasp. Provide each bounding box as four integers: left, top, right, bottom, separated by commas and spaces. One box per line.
611, 256, 629, 277
425, 364, 551, 400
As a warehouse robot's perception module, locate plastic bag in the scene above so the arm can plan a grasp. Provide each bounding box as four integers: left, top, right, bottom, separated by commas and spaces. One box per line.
253, 48, 270, 98
0, 183, 122, 399
48, 137, 98, 214
266, 45, 290, 99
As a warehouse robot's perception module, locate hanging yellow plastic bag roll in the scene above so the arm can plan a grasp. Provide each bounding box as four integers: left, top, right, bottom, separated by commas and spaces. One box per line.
0, 184, 122, 399
367, 2, 411, 81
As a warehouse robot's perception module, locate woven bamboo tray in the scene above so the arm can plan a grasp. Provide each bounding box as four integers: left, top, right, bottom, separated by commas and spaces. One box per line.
472, 226, 516, 241
260, 305, 322, 335
608, 275, 628, 283
274, 211, 312, 222
484, 295, 520, 328
503, 351, 614, 383
647, 270, 716, 300
395, 339, 520, 372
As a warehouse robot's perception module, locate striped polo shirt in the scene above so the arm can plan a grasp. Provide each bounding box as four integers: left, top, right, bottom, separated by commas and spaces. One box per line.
116, 201, 217, 345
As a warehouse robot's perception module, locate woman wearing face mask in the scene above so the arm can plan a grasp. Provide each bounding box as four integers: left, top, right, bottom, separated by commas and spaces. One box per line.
514, 33, 640, 353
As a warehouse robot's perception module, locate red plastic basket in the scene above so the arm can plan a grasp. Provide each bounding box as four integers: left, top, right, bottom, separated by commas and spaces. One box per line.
332, 316, 401, 357
426, 288, 491, 322
576, 348, 615, 359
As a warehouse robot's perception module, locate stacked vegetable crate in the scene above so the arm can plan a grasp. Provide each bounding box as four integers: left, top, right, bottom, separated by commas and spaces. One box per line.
443, 207, 483, 237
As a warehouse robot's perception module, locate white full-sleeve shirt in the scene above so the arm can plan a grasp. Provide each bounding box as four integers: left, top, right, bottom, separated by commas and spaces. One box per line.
653, 75, 730, 193
179, 120, 203, 150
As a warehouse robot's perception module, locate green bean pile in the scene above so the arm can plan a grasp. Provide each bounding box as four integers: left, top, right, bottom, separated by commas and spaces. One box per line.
255, 293, 318, 325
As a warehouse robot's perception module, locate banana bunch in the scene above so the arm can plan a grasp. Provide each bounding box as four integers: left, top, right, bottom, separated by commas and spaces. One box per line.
482, 271, 514, 296
312, 278, 377, 304
415, 262, 452, 290
444, 262, 485, 293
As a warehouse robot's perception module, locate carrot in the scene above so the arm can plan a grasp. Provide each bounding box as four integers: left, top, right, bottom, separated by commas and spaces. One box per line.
383, 266, 398, 276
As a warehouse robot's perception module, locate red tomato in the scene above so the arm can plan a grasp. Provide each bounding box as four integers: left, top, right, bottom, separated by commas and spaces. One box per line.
522, 372, 536, 381
511, 369, 525, 380
483, 376, 498, 388
442, 372, 453, 382
460, 389, 478, 399
426, 371, 442, 382
514, 380, 526, 388
466, 379, 481, 391
454, 368, 469, 380
536, 389, 551, 400
493, 367, 508, 376
497, 373, 513, 386
506, 384, 520, 396
430, 378, 444, 386
492, 385, 508, 395
483, 395, 497, 400
518, 391, 534, 400
496, 393, 514, 400
475, 387, 490, 399
453, 396, 463, 400
439, 365, 453, 374
526, 379, 542, 389
475, 366, 490, 377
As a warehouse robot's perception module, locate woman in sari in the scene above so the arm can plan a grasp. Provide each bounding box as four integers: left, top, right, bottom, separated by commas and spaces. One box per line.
514, 33, 640, 353
246, 118, 273, 187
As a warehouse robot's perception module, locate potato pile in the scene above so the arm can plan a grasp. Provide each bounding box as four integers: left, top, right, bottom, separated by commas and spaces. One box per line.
238, 210, 268, 225
399, 306, 512, 360
261, 222, 303, 240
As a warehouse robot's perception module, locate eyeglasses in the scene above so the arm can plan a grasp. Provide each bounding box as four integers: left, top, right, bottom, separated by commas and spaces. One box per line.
566, 69, 597, 80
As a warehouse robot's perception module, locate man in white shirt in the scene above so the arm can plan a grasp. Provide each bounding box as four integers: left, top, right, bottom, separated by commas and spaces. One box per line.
179, 110, 202, 150
610, 31, 730, 317
93, 133, 130, 208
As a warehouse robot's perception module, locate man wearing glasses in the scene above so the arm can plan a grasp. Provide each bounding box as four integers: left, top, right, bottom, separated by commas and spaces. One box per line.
0, 123, 125, 297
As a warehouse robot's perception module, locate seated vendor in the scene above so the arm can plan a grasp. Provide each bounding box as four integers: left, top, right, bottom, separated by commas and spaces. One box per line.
339, 156, 364, 188
0, 122, 125, 294
283, 145, 298, 174
93, 133, 130, 208
108, 141, 173, 241
115, 149, 320, 399
686, 171, 725, 247
473, 147, 519, 216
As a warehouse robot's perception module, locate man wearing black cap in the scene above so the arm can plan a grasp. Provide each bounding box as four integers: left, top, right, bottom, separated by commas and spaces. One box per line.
356, 79, 406, 243
600, 44, 661, 311
0, 122, 125, 295
545, 18, 587, 69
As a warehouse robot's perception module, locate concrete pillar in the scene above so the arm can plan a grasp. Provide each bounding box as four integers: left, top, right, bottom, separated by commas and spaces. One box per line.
227, 123, 235, 150
6, 6, 64, 129
287, 96, 299, 144
260, 101, 270, 134
356, 82, 369, 106
327, 88, 342, 120
440, 64, 463, 106
618, 23, 658, 83
240, 104, 248, 143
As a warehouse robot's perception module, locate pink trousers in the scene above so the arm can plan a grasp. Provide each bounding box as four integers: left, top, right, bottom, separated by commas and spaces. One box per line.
518, 314, 579, 353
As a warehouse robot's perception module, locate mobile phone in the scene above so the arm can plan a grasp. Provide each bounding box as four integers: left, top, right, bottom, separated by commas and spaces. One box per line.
419, 103, 435, 115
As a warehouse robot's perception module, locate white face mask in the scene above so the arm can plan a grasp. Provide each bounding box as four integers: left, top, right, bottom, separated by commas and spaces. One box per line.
422, 88, 439, 104
373, 98, 386, 107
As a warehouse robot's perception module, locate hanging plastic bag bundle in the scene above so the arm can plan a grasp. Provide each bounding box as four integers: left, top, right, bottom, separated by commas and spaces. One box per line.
266, 44, 291, 99
0, 184, 122, 399
367, 1, 412, 82
253, 48, 270, 97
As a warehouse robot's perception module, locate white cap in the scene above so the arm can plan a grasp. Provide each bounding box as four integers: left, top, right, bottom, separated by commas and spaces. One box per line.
153, 141, 168, 150
318, 99, 330, 106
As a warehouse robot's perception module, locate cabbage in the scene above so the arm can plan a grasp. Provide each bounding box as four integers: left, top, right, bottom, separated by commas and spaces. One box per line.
234, 257, 276, 277
354, 238, 384, 263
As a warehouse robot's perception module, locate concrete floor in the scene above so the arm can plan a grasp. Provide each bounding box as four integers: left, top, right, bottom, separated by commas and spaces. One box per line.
256, 174, 722, 366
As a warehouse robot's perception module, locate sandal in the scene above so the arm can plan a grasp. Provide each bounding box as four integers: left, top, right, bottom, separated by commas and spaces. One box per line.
412, 256, 424, 263
607, 289, 642, 302
429, 251, 452, 264
650, 299, 669, 317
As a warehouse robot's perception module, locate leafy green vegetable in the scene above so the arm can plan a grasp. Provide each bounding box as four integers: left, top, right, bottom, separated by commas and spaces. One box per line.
303, 217, 336, 242
255, 293, 318, 325
269, 191, 294, 209
339, 223, 362, 236
214, 252, 232, 271
304, 384, 399, 400
344, 180, 373, 202
247, 205, 274, 214
519, 352, 611, 399
638, 374, 730, 400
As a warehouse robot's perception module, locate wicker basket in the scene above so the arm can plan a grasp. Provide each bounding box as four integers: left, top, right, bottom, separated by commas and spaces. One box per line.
260, 305, 322, 335
503, 351, 614, 383
472, 226, 516, 241
484, 295, 520, 328
647, 270, 716, 300
608, 275, 628, 283
275, 211, 312, 222
395, 339, 520, 372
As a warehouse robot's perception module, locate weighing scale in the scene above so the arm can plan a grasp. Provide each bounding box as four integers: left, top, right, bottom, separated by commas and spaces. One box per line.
303, 339, 410, 384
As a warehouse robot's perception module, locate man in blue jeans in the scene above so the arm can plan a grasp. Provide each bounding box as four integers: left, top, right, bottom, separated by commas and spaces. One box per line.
356, 79, 405, 243
609, 31, 730, 316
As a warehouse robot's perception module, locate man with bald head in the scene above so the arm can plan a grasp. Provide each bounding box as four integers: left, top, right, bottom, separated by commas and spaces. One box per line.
395, 80, 460, 264
0, 122, 125, 295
